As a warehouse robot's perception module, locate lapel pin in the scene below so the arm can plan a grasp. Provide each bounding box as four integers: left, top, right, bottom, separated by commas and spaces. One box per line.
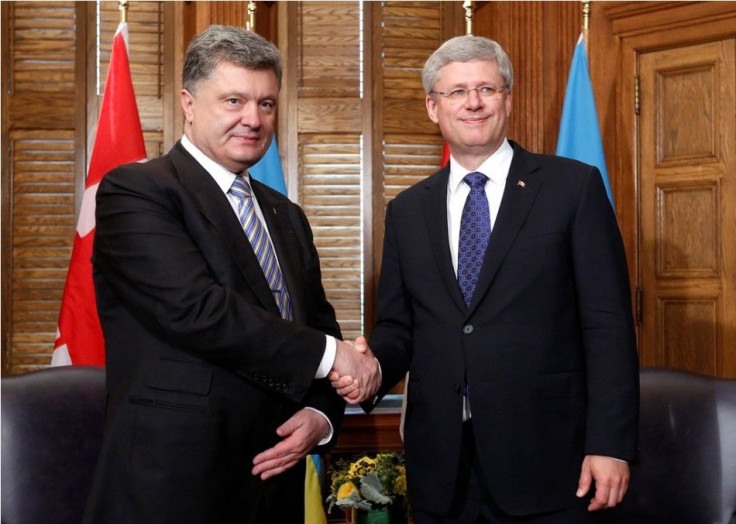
517, 180, 526, 188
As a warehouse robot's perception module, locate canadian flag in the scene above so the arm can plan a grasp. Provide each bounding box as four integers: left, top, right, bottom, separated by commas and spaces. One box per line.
441, 141, 450, 168
52, 22, 146, 366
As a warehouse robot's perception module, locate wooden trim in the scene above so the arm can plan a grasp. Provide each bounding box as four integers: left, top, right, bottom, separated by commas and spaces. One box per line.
81, 2, 94, 216
592, 1, 736, 318
362, 1, 376, 334
163, 1, 180, 152
332, 411, 403, 454
279, 1, 299, 200
1, 2, 11, 375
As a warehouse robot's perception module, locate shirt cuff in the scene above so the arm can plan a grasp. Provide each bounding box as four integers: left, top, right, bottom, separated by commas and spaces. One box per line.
315, 335, 336, 379
304, 407, 333, 445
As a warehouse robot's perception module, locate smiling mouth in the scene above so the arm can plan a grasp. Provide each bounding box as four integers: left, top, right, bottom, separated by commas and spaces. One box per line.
232, 135, 260, 144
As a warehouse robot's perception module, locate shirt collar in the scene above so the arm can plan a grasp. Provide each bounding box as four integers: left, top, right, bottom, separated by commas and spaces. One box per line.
448, 138, 513, 195
180, 134, 250, 194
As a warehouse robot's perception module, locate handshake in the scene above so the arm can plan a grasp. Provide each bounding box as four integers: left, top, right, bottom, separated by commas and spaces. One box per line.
329, 336, 381, 404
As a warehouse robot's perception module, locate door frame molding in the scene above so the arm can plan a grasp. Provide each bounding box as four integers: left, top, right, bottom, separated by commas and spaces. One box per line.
591, 1, 736, 307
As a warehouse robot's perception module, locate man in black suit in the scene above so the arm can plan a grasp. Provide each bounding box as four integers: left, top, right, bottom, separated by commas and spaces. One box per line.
84, 25, 378, 523
336, 35, 639, 523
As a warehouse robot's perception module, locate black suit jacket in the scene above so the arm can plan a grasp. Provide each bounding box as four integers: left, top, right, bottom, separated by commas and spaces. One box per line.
84, 141, 343, 523
368, 141, 639, 517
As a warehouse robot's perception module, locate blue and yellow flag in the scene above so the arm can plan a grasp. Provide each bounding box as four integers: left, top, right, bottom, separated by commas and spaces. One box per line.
556, 34, 614, 209
250, 138, 288, 195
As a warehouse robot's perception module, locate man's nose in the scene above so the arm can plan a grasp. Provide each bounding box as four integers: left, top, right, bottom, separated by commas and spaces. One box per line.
464, 88, 483, 108
239, 103, 262, 128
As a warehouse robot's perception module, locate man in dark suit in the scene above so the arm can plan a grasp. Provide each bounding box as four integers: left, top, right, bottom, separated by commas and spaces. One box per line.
338, 35, 639, 523
84, 25, 378, 523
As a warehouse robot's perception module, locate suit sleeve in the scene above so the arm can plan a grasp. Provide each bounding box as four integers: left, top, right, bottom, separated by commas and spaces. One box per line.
287, 203, 346, 447
365, 199, 414, 410
571, 168, 639, 462
94, 164, 328, 404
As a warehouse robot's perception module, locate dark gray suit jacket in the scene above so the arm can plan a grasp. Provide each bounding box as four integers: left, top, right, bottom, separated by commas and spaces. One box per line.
368, 141, 639, 517
85, 141, 343, 523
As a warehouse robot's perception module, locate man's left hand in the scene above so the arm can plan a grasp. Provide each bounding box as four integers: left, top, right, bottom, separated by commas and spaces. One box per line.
576, 454, 630, 511
251, 408, 328, 480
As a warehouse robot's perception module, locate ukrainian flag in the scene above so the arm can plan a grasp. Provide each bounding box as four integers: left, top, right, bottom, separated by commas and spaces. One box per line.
557, 34, 614, 209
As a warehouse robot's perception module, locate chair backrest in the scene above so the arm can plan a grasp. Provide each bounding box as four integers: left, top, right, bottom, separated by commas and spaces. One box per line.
600, 367, 736, 524
1, 366, 106, 524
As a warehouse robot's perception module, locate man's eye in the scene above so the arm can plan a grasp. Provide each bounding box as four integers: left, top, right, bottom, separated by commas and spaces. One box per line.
260, 101, 276, 111
478, 86, 496, 95
449, 89, 466, 98
226, 98, 241, 105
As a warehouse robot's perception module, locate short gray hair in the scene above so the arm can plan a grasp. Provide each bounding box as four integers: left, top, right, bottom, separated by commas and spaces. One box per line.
182, 25, 283, 93
422, 35, 514, 94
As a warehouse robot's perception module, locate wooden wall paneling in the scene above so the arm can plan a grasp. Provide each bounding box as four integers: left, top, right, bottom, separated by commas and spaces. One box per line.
186, 1, 279, 44
278, 1, 298, 199
595, 1, 736, 377
372, 1, 458, 308
362, 1, 376, 333
289, 2, 364, 342
589, 2, 637, 294
1, 2, 9, 374
639, 40, 735, 376
163, 1, 181, 152
98, 1, 166, 159
472, 1, 580, 156
2, 2, 81, 374
1, 1, 173, 374
368, 0, 384, 323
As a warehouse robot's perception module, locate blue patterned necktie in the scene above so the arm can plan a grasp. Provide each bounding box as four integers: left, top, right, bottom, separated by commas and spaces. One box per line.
229, 176, 292, 320
457, 172, 491, 307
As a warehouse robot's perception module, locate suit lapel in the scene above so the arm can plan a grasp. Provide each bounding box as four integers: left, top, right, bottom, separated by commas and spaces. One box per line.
467, 142, 541, 315
421, 167, 468, 312
168, 143, 280, 316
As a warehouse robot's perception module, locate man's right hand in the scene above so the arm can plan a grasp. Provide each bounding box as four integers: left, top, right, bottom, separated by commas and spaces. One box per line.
329, 336, 380, 404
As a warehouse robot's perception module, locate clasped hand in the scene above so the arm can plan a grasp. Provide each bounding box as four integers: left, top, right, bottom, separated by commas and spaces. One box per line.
328, 336, 381, 404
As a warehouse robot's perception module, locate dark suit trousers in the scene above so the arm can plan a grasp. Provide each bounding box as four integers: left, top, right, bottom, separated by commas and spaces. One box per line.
412, 421, 594, 524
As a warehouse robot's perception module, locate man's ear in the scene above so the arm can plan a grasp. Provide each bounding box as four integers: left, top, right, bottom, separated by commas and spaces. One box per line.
180, 89, 194, 124
426, 94, 439, 124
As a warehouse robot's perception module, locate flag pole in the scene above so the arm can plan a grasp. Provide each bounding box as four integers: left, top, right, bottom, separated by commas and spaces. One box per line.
246, 1, 257, 32
582, 0, 590, 51
119, 0, 128, 24
463, 1, 474, 36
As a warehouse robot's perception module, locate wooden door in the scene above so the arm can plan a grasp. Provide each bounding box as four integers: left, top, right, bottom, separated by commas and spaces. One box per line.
638, 40, 736, 376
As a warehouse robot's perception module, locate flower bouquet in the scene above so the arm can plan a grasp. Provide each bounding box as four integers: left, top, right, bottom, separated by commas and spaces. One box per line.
326, 452, 407, 523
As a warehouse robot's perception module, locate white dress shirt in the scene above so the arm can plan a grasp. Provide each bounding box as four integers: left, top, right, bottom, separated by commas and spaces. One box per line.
446, 138, 514, 420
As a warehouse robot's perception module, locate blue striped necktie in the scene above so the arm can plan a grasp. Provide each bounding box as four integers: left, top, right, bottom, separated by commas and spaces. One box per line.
229, 176, 292, 320
457, 171, 491, 307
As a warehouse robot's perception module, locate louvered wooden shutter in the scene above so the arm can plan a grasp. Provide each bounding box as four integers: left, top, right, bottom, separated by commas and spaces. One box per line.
3, 2, 80, 372
292, 2, 364, 340
287, 2, 449, 342
2, 1, 170, 373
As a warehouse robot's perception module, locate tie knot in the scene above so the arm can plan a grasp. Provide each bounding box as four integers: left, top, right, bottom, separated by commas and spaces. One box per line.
464, 172, 488, 190
230, 176, 253, 199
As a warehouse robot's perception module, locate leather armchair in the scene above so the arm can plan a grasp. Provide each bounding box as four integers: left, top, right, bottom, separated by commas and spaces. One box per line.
600, 367, 736, 524
1, 366, 106, 524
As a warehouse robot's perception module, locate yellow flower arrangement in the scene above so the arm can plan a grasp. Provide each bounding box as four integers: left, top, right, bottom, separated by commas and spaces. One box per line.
326, 452, 407, 513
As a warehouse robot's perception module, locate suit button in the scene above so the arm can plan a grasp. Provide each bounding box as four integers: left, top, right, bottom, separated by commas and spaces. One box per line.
463, 324, 473, 334
453, 383, 463, 394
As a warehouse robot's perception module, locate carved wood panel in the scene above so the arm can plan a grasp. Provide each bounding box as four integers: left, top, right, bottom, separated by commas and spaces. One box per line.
639, 39, 736, 376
